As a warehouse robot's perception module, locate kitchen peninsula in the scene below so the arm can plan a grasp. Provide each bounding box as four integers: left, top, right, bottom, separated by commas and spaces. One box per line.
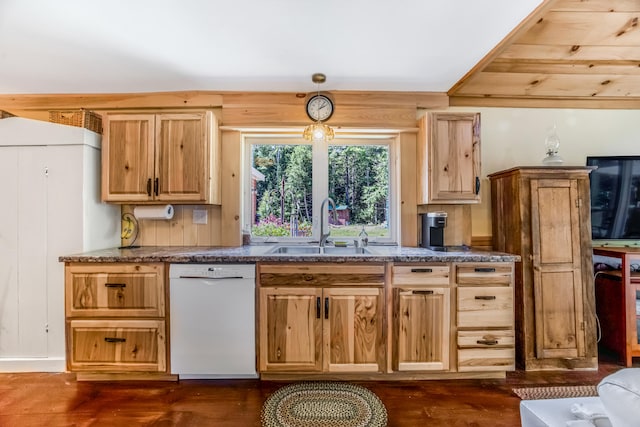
60, 245, 519, 381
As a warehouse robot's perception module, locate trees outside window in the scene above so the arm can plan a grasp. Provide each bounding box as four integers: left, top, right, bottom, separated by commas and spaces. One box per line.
245, 137, 395, 243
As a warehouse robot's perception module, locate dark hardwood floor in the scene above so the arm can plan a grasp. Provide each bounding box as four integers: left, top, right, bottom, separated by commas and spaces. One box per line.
0, 354, 637, 427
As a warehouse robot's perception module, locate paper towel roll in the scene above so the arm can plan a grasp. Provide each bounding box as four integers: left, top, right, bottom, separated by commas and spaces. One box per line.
133, 204, 174, 220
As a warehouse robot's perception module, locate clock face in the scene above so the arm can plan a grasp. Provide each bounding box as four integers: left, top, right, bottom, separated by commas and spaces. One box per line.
306, 95, 334, 122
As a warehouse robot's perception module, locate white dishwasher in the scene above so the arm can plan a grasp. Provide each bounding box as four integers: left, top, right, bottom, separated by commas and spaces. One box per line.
169, 264, 257, 379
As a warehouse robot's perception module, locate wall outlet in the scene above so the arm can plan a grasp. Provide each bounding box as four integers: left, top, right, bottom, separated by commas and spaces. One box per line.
193, 209, 208, 225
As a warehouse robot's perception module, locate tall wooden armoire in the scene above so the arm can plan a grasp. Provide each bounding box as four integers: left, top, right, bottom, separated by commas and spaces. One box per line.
488, 167, 597, 371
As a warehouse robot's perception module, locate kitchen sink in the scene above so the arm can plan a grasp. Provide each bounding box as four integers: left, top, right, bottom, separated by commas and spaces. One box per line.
266, 245, 372, 255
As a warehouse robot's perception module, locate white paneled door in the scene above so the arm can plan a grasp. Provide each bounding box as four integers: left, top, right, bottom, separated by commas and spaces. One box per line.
0, 146, 48, 357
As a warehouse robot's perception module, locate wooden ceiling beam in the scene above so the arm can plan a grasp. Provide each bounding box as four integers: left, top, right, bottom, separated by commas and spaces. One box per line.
552, 0, 640, 12
485, 59, 640, 75
453, 72, 640, 97
500, 44, 640, 61
449, 95, 640, 109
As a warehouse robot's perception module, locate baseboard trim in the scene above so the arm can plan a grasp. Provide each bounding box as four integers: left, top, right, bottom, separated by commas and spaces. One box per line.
0, 357, 66, 372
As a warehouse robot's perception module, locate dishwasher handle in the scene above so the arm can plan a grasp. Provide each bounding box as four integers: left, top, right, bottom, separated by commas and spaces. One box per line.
178, 275, 245, 280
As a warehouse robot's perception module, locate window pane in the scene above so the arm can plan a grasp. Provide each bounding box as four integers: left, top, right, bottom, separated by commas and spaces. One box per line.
328, 145, 389, 239
251, 144, 313, 237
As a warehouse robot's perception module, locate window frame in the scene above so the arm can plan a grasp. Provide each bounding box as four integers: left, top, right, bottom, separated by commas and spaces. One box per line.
242, 132, 399, 245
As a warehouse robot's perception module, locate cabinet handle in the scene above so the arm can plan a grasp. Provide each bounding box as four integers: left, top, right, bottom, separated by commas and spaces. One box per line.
475, 176, 480, 195
154, 178, 159, 196
410, 268, 433, 273
316, 297, 321, 319
146, 178, 152, 196
104, 337, 126, 343
477, 339, 499, 346
474, 267, 496, 273
105, 283, 126, 288
324, 297, 329, 320
412, 290, 434, 295
475, 295, 497, 300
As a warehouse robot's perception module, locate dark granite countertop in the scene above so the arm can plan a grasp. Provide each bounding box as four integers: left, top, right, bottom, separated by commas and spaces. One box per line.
59, 245, 520, 263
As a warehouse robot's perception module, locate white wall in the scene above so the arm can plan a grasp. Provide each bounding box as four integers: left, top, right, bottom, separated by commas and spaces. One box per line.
463, 108, 640, 236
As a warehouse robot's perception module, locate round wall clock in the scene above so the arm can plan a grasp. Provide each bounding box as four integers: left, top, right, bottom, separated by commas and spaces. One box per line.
306, 94, 334, 122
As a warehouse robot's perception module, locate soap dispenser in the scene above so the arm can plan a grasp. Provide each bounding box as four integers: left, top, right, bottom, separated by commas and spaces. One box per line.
358, 226, 369, 247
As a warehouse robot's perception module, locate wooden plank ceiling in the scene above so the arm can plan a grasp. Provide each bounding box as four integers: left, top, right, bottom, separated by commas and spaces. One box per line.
449, 0, 640, 108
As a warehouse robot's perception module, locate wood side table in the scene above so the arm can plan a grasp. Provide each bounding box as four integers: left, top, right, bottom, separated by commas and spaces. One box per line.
593, 247, 640, 367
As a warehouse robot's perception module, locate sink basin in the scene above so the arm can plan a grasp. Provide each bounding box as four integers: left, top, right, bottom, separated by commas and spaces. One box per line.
267, 246, 321, 254
266, 245, 372, 255
322, 246, 372, 255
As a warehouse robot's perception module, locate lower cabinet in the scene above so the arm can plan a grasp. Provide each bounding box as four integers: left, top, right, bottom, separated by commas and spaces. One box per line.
258, 263, 385, 374
391, 264, 451, 371
258, 261, 515, 379
64, 263, 171, 379
455, 263, 515, 372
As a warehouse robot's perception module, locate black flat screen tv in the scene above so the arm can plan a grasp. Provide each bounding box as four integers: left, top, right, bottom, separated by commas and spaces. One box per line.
587, 156, 640, 243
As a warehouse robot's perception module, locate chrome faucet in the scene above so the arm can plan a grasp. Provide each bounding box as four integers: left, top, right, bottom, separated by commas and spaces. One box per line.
319, 197, 337, 247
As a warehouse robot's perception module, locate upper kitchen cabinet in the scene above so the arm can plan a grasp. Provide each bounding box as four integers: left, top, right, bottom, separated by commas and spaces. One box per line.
101, 111, 220, 204
417, 112, 481, 204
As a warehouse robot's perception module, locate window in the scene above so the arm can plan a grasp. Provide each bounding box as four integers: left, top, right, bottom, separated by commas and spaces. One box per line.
244, 135, 397, 244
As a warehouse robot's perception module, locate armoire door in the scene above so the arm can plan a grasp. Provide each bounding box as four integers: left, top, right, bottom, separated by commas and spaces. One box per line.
0, 146, 48, 357
530, 178, 585, 359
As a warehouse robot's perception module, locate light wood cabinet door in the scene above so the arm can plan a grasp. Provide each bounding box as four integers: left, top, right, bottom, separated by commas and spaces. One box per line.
393, 287, 450, 371
417, 112, 481, 204
531, 178, 586, 359
102, 114, 155, 202
102, 111, 219, 204
324, 288, 384, 373
259, 287, 322, 373
67, 319, 166, 372
155, 113, 210, 202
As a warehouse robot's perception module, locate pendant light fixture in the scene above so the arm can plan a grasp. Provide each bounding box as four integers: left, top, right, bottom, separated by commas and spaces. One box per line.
303, 73, 335, 142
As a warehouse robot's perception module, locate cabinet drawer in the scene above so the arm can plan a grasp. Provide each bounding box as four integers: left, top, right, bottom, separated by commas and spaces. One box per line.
457, 287, 513, 328
66, 263, 165, 317
457, 330, 514, 348
259, 263, 385, 287
392, 265, 450, 286
67, 320, 166, 372
457, 348, 515, 372
455, 264, 512, 286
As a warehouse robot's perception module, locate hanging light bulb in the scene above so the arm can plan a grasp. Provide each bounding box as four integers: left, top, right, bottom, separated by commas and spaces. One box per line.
303, 122, 335, 142
303, 73, 334, 142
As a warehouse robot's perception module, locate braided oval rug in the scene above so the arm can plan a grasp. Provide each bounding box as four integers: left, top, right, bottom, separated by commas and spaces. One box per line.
261, 382, 388, 427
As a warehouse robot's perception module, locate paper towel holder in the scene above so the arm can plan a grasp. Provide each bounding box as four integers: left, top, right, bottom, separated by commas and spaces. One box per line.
133, 204, 174, 220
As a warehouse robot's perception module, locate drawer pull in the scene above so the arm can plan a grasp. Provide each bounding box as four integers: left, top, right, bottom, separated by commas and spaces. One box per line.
412, 290, 434, 295
105, 283, 126, 288
475, 295, 496, 300
104, 337, 126, 343
474, 267, 496, 273
477, 339, 499, 346
410, 268, 433, 273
